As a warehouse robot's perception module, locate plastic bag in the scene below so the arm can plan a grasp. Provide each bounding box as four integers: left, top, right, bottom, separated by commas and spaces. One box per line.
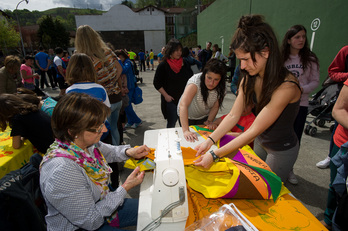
185, 203, 258, 231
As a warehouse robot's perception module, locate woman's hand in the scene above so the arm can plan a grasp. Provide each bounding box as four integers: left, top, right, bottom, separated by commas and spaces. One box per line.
122, 166, 145, 191
194, 140, 213, 156
194, 153, 213, 168
204, 120, 218, 130
126, 145, 151, 159
164, 94, 174, 102
183, 130, 198, 142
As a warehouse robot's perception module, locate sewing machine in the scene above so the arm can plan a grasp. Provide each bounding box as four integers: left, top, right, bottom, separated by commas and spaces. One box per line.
151, 129, 188, 223
137, 127, 207, 231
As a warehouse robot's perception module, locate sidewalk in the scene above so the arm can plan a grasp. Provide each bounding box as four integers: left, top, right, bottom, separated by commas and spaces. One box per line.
45, 68, 331, 221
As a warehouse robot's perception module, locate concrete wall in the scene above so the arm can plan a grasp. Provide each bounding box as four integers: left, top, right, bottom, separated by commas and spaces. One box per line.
75, 4, 166, 53
198, 0, 348, 91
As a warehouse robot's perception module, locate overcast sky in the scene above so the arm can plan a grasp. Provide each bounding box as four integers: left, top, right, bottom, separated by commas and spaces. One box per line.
0, 0, 133, 12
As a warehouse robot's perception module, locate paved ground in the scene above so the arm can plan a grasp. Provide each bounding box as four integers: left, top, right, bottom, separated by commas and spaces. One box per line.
45, 67, 332, 222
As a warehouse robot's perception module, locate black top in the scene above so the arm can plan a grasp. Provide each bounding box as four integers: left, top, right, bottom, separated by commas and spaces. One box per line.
11, 110, 54, 153
153, 60, 193, 105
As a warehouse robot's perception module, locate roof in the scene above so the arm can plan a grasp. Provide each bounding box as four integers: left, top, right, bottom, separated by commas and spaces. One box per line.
0, 9, 11, 19
132, 4, 186, 15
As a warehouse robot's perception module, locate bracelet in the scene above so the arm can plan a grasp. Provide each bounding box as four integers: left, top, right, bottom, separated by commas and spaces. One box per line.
208, 136, 215, 144
125, 148, 131, 158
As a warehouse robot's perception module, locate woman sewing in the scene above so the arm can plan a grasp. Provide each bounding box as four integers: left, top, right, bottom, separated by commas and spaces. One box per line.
40, 92, 150, 230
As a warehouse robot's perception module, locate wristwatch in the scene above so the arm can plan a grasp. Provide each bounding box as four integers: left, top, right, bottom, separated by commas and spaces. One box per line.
210, 150, 220, 163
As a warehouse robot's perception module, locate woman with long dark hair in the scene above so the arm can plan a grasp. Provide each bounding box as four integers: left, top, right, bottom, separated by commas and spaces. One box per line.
178, 59, 226, 142
280, 24, 320, 184
153, 38, 193, 128
194, 15, 302, 184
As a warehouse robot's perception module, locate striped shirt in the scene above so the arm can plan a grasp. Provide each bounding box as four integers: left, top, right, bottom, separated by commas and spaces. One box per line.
66, 82, 111, 107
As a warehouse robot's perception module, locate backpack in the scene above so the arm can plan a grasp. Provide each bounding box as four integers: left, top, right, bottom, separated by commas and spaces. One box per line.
0, 153, 46, 231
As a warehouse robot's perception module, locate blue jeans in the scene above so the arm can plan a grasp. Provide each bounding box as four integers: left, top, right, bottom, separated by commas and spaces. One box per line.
166, 101, 178, 128
125, 88, 141, 125
97, 198, 139, 231
108, 101, 122, 145
324, 143, 340, 226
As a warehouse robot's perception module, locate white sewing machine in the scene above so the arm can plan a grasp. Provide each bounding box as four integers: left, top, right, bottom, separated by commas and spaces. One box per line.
137, 127, 208, 231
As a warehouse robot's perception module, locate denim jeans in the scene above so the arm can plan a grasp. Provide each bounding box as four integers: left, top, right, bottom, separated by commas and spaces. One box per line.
166, 101, 178, 128
97, 199, 139, 231
108, 101, 122, 145
125, 88, 141, 125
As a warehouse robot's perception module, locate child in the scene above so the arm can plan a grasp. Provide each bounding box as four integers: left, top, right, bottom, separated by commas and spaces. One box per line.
20, 55, 44, 96
0, 94, 54, 154
207, 103, 255, 148
65, 53, 111, 142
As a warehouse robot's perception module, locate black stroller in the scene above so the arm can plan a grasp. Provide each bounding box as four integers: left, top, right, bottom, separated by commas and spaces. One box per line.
304, 82, 341, 136
131, 60, 143, 84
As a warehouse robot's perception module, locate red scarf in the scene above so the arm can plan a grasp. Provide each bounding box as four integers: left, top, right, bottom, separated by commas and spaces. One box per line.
167, 57, 183, 74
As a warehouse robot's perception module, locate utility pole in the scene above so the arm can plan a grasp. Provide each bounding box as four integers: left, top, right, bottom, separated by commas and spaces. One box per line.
15, 0, 29, 57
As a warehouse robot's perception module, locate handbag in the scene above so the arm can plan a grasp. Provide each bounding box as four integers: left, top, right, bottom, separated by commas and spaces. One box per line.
132, 85, 143, 105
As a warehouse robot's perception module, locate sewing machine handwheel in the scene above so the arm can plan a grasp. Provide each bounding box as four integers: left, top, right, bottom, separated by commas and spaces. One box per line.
162, 168, 179, 186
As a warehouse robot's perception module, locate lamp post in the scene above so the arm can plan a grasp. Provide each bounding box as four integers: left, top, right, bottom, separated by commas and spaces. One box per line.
15, 0, 28, 57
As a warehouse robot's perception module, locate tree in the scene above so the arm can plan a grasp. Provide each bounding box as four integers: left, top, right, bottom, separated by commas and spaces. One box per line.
0, 20, 21, 55
121, 0, 135, 8
37, 15, 69, 49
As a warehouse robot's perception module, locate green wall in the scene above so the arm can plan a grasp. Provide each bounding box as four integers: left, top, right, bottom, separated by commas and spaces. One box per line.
198, 0, 348, 91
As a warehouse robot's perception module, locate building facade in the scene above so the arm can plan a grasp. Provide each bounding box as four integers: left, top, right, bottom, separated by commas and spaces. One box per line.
75, 4, 166, 54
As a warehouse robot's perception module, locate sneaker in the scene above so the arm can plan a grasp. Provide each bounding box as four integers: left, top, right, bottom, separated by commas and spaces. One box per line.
316, 156, 331, 169
124, 123, 132, 128
131, 121, 143, 129
287, 171, 298, 185
52, 87, 57, 90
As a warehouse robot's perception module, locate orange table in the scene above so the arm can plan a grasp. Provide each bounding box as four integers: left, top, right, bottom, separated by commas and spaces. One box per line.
0, 127, 34, 179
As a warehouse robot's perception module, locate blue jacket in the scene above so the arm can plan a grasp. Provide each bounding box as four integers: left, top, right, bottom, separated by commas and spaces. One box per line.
119, 58, 136, 90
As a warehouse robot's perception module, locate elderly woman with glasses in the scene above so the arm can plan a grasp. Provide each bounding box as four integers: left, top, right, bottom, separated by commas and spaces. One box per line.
39, 92, 150, 231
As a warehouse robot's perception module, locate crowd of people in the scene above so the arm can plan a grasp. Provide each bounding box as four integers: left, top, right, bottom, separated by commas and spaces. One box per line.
0, 14, 347, 230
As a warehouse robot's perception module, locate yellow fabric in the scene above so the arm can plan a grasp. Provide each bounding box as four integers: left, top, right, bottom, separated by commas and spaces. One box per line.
0, 127, 34, 178
186, 186, 327, 230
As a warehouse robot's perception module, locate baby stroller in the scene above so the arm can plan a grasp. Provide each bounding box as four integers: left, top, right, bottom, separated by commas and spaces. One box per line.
304, 82, 341, 136
131, 60, 143, 84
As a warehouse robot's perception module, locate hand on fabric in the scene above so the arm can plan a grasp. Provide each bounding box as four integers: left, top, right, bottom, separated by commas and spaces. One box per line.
122, 166, 145, 191
126, 145, 151, 159
164, 94, 174, 102
194, 153, 213, 168
194, 140, 213, 156
184, 130, 198, 142
206, 122, 218, 130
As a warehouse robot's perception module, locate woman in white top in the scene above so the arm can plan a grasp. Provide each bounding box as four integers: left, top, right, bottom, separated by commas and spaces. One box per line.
178, 59, 227, 142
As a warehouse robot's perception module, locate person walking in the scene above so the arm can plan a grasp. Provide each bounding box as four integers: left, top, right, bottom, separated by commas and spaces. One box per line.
138, 49, 146, 72
153, 38, 193, 128
115, 49, 143, 129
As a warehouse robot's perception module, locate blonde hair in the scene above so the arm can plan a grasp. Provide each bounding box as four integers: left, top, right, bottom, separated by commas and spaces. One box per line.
75, 25, 108, 62
66, 53, 97, 85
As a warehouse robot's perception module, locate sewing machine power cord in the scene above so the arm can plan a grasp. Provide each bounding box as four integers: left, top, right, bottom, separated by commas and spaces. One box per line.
141, 186, 186, 231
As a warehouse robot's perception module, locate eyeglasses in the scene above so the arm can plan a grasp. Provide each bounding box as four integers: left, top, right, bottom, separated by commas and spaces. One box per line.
86, 120, 106, 134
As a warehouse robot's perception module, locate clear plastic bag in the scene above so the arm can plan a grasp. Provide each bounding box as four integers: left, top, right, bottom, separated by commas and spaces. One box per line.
185, 203, 258, 231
